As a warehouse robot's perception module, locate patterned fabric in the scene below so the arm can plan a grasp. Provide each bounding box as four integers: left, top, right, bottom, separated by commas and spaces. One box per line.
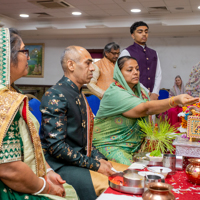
0, 111, 23, 164
83, 95, 94, 157
93, 60, 149, 165
0, 179, 78, 200
0, 28, 10, 87
40, 76, 106, 172
115, 81, 149, 101
185, 61, 200, 97
93, 115, 145, 165
0, 28, 78, 200
0, 181, 49, 200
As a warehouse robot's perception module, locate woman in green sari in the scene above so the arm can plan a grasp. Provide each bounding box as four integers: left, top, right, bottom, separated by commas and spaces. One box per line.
93, 56, 199, 165
0, 28, 78, 200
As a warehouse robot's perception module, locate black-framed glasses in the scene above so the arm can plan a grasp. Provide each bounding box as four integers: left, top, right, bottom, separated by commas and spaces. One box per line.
18, 49, 29, 58
110, 51, 120, 56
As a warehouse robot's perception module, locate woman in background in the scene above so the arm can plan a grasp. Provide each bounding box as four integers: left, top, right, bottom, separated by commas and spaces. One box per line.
168, 75, 186, 126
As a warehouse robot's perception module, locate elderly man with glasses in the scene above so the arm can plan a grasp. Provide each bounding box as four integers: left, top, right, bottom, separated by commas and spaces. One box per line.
87, 42, 120, 99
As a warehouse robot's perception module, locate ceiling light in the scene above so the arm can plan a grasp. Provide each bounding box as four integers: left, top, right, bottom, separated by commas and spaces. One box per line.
20, 14, 29, 18
72, 12, 82, 16
175, 7, 184, 10
131, 9, 141, 13
198, 6, 200, 9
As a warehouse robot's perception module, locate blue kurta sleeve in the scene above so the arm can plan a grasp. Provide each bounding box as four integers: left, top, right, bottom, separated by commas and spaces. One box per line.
40, 87, 101, 171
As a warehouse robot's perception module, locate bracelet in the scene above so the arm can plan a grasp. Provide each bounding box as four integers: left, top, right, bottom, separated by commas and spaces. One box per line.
169, 97, 173, 108
171, 96, 177, 106
46, 168, 54, 173
33, 177, 46, 195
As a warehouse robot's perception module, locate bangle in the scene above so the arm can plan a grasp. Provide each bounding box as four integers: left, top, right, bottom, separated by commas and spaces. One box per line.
169, 97, 173, 108
46, 180, 51, 194
46, 168, 54, 173
33, 177, 46, 195
171, 96, 177, 106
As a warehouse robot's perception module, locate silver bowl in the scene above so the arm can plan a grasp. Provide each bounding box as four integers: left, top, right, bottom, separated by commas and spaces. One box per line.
123, 169, 145, 187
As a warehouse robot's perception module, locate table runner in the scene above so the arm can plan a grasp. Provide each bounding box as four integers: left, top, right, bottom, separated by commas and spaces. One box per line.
104, 170, 200, 200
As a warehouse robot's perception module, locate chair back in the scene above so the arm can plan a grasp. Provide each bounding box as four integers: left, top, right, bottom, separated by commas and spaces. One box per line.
158, 89, 169, 100
86, 95, 100, 116
29, 98, 42, 134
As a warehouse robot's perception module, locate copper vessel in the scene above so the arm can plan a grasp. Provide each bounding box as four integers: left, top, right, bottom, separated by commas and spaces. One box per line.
142, 182, 175, 200
186, 158, 200, 184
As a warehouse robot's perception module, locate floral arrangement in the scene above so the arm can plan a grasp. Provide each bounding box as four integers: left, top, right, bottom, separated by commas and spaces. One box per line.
138, 118, 179, 154
178, 102, 200, 131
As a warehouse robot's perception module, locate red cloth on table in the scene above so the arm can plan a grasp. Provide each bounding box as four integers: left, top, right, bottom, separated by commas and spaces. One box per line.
105, 170, 200, 200
168, 106, 182, 126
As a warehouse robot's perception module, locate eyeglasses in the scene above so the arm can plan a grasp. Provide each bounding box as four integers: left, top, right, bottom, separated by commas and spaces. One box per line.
110, 51, 120, 56
18, 49, 29, 58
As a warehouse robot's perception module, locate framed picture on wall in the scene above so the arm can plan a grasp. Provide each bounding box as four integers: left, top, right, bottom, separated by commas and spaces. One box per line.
25, 43, 44, 78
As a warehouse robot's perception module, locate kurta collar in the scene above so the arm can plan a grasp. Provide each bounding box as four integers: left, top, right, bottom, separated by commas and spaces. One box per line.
133, 42, 147, 51
62, 76, 81, 93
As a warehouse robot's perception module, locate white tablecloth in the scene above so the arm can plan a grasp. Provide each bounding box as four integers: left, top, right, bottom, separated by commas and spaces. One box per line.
97, 193, 142, 200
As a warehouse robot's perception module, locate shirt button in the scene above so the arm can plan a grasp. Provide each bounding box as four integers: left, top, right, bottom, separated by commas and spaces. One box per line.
144, 49, 146, 52
147, 68, 149, 70
148, 88, 150, 90
146, 58, 149, 60
148, 77, 150, 80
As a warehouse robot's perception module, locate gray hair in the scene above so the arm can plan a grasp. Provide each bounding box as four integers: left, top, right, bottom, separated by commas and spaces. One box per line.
9, 28, 22, 65
60, 46, 80, 72
103, 42, 120, 56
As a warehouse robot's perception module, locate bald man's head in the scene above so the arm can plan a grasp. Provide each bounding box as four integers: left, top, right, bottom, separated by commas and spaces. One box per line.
61, 46, 81, 72
60, 46, 94, 88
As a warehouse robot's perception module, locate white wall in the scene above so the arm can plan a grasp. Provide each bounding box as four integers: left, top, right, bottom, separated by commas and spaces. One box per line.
16, 36, 200, 90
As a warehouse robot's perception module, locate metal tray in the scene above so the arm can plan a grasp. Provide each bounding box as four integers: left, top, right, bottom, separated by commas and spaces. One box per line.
108, 172, 144, 195
134, 158, 163, 166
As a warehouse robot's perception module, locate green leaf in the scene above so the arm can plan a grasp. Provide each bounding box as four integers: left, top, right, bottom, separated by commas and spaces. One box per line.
150, 150, 162, 157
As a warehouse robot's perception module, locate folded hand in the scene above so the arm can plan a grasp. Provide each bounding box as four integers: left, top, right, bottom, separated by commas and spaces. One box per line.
46, 171, 66, 197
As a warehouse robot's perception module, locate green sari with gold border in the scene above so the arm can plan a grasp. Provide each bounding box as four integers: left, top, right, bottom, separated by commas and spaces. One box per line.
0, 28, 78, 200
93, 60, 150, 165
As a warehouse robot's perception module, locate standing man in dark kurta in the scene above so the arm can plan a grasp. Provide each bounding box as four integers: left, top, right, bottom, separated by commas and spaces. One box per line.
120, 21, 162, 100
40, 46, 128, 200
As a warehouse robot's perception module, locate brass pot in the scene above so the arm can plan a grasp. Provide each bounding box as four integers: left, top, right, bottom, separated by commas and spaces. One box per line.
142, 182, 175, 200
186, 158, 200, 184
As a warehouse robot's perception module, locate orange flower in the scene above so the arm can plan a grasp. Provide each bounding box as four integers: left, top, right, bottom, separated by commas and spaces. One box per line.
182, 107, 187, 112
181, 117, 187, 128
